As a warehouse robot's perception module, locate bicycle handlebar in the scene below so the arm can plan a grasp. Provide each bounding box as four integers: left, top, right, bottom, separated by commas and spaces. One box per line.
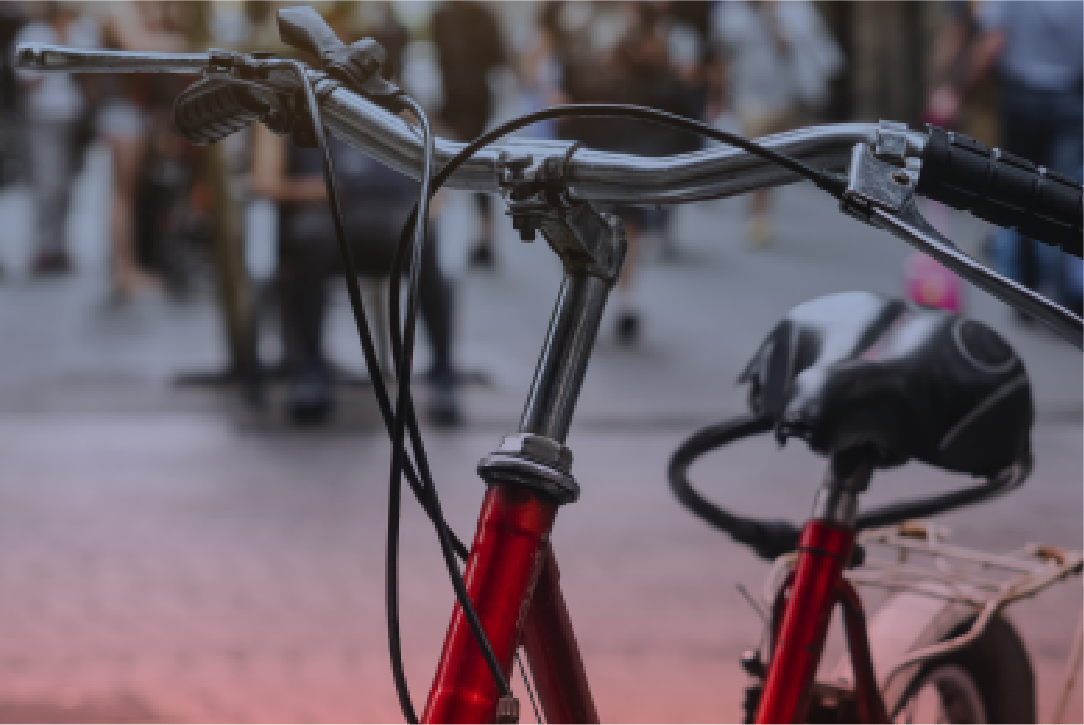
16, 42, 910, 202
15, 41, 1084, 347
320, 80, 886, 202
17, 42, 1084, 241
15, 43, 207, 73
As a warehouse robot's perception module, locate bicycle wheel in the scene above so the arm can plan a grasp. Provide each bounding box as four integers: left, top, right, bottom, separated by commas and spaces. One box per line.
891, 616, 1036, 724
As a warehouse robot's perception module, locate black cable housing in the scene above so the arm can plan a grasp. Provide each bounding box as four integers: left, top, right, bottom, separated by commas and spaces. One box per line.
666, 415, 802, 561
292, 67, 494, 723
667, 416, 1030, 562
390, 96, 514, 711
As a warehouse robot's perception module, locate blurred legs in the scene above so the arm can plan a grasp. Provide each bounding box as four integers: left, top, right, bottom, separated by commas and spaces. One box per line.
107, 134, 160, 296
27, 120, 75, 272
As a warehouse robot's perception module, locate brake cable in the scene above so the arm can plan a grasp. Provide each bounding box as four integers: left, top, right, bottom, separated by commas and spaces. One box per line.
294, 68, 516, 720
379, 102, 846, 721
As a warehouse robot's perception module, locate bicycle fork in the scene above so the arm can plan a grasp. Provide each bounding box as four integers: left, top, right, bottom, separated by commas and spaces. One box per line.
423, 192, 626, 724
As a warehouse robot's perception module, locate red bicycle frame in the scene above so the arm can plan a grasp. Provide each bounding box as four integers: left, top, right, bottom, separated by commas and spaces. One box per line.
423, 484, 597, 724
755, 520, 889, 724
423, 486, 889, 724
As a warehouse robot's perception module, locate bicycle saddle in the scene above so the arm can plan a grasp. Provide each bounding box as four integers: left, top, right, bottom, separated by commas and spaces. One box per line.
739, 292, 1033, 477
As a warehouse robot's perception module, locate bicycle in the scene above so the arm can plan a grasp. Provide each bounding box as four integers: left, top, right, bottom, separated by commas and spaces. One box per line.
16, 7, 1083, 723
667, 294, 1084, 722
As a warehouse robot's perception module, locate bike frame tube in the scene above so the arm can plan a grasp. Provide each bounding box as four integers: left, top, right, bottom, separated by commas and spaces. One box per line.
838, 580, 890, 724
521, 545, 599, 723
423, 484, 558, 723
757, 520, 856, 723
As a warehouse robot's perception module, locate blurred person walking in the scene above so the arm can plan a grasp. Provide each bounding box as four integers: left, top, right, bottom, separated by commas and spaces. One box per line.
250, 126, 461, 426
432, 1, 507, 269
250, 6, 461, 425
931, 1, 1083, 318
514, 2, 567, 141
15, 2, 99, 275
0, 3, 27, 194
712, 0, 840, 248
610, 2, 700, 344
905, 1, 992, 314
924, 1, 997, 144
96, 3, 186, 300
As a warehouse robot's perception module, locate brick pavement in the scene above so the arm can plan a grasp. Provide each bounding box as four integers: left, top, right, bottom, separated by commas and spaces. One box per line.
0, 179, 1079, 722
0, 415, 1078, 722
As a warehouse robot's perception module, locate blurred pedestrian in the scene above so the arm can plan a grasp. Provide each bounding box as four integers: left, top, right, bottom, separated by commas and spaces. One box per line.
251, 6, 461, 425
96, 3, 186, 299
607, 2, 700, 344
908, 1, 991, 314
0, 2, 27, 194
934, 1, 1083, 318
924, 1, 997, 144
357, 2, 409, 78
713, 0, 840, 248
514, 2, 567, 140
664, 0, 714, 115
127, 2, 207, 298
0, 3, 23, 117
15, 2, 99, 275
250, 125, 461, 426
432, 1, 507, 269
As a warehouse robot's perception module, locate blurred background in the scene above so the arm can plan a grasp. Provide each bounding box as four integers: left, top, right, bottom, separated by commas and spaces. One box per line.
0, 1, 1079, 722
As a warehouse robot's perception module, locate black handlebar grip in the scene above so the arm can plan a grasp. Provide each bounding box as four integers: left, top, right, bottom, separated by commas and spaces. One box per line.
173, 77, 262, 147
917, 126, 1082, 258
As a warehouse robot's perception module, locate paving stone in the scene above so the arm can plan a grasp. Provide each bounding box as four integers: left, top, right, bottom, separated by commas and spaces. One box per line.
0, 176, 1077, 722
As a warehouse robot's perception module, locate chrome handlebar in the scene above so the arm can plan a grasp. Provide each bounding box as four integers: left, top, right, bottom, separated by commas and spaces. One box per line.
16, 42, 924, 204
16, 42, 1082, 347
322, 79, 907, 202
15, 43, 208, 74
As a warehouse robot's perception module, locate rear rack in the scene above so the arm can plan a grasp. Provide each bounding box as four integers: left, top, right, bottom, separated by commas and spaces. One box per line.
762, 520, 1083, 723
852, 520, 1083, 608
852, 521, 1084, 723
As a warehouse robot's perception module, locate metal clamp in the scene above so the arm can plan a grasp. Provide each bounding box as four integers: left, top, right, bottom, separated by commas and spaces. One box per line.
497, 152, 626, 282
494, 433, 574, 473
478, 433, 580, 504
841, 142, 919, 223
873, 120, 911, 166
495, 696, 520, 724
811, 453, 874, 527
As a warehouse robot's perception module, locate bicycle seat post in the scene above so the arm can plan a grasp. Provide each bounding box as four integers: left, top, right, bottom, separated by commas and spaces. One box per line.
812, 449, 875, 528
758, 451, 877, 723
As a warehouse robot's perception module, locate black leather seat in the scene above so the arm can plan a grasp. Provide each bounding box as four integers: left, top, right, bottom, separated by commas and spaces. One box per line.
739, 292, 1033, 477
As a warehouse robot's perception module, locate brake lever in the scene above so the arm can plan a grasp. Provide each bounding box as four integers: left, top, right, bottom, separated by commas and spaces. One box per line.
276, 6, 406, 111
841, 139, 1083, 350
